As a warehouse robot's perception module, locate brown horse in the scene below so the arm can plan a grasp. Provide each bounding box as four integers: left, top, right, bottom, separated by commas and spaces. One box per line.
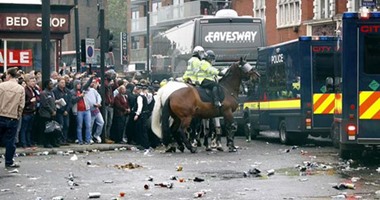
151, 58, 260, 152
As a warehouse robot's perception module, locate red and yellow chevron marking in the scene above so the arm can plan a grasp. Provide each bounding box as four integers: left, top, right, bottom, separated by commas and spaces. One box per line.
359, 91, 380, 119
313, 93, 335, 114
334, 93, 342, 114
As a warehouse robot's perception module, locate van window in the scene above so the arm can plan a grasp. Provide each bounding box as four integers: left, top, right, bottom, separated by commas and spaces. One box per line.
364, 34, 380, 74
313, 52, 335, 83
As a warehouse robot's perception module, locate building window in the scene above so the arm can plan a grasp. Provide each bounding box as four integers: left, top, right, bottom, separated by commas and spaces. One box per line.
86, 0, 90, 7
277, 0, 301, 28
253, 0, 266, 19
346, 0, 361, 12
131, 10, 140, 32
313, 0, 335, 20
132, 36, 140, 49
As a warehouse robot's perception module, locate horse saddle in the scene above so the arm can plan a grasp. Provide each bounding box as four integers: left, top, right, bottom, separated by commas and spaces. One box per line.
196, 85, 225, 103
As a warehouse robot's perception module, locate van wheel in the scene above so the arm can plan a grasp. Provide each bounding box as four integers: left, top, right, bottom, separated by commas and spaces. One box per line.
331, 123, 340, 149
279, 120, 291, 144
339, 147, 351, 159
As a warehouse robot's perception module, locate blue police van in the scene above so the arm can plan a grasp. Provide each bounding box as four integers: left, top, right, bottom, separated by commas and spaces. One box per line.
245, 36, 341, 144
331, 10, 380, 158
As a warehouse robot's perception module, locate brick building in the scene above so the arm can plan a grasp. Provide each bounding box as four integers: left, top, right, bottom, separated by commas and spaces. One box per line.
253, 0, 363, 45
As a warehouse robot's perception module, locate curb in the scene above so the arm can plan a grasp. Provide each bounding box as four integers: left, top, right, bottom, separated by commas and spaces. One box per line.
0, 144, 134, 157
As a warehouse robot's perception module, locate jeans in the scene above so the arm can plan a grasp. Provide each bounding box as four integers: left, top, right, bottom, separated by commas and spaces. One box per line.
76, 110, 91, 144
91, 112, 104, 138
19, 114, 34, 147
104, 106, 114, 139
56, 112, 70, 143
0, 116, 19, 165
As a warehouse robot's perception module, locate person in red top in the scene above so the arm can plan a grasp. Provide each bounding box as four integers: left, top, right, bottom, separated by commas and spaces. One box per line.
71, 77, 93, 145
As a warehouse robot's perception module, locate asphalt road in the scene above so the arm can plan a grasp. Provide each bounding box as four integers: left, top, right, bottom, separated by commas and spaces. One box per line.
1, 133, 379, 200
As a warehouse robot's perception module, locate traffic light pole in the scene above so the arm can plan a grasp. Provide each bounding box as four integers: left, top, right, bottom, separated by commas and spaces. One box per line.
74, 0, 81, 72
146, 0, 150, 80
41, 0, 51, 87
99, 8, 106, 140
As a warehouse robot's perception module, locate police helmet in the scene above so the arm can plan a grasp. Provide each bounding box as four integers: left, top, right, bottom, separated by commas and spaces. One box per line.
192, 46, 205, 58
205, 50, 216, 62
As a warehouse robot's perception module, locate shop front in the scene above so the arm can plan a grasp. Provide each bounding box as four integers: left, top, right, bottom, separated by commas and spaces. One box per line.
0, 3, 73, 73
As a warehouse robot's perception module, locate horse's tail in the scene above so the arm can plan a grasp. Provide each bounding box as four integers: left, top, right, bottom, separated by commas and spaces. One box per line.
151, 89, 164, 139
161, 98, 172, 145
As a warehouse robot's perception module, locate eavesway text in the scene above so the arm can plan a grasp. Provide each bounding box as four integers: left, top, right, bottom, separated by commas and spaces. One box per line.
204, 31, 258, 43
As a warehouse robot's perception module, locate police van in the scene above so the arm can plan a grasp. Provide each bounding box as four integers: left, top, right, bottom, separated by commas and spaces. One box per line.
244, 36, 340, 144
331, 10, 380, 158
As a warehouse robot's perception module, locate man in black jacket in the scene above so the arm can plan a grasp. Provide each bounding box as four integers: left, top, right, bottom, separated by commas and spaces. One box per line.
39, 80, 58, 148
52, 77, 72, 145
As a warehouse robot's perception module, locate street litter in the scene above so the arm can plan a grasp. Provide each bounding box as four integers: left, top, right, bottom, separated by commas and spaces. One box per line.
193, 177, 205, 182
194, 191, 206, 198
0, 189, 10, 192
243, 168, 262, 178
267, 169, 275, 176
114, 162, 142, 170
68, 180, 79, 187
154, 182, 174, 189
375, 190, 380, 198
52, 196, 64, 200
144, 184, 149, 190
8, 169, 19, 173
146, 176, 154, 181
67, 172, 75, 181
119, 192, 125, 197
169, 175, 178, 180
176, 165, 183, 171
87, 160, 92, 165
333, 183, 355, 190
88, 192, 101, 198
299, 178, 308, 182
376, 167, 380, 173
15, 184, 22, 187
351, 177, 360, 183
70, 154, 78, 161
103, 180, 113, 184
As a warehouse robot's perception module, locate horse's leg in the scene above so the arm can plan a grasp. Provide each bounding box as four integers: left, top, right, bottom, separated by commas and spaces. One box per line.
224, 112, 237, 152
172, 117, 186, 153
179, 117, 196, 153
212, 117, 224, 151
202, 119, 211, 151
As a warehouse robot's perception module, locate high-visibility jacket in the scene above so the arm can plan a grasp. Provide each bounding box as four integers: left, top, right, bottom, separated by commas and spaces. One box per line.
197, 60, 219, 83
182, 56, 201, 82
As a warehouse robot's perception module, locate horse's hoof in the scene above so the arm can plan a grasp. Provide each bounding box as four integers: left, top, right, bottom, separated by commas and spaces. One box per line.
228, 146, 237, 152
165, 146, 176, 153
216, 147, 224, 152
205, 147, 212, 152
177, 145, 185, 153
190, 147, 197, 153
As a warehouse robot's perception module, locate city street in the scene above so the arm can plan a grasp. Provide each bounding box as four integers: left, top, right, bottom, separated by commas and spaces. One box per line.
0, 133, 379, 200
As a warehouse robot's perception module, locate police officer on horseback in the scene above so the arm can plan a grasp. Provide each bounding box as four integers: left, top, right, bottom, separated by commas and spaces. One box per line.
197, 50, 224, 107
182, 46, 204, 84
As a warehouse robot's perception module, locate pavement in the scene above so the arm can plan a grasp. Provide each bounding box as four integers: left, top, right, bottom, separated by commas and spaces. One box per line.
0, 143, 135, 156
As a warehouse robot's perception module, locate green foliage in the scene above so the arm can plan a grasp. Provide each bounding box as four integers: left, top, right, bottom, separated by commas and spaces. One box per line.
152, 34, 173, 56
106, 0, 128, 49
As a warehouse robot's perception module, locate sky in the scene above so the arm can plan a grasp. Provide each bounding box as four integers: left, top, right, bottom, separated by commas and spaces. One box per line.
0, 0, 41, 4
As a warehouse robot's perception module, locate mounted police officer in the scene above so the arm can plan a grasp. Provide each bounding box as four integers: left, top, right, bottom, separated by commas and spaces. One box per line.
196, 50, 224, 151
182, 46, 204, 84
197, 50, 224, 107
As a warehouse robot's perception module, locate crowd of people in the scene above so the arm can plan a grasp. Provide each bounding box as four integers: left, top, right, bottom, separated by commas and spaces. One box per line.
0, 67, 163, 168
0, 45, 227, 168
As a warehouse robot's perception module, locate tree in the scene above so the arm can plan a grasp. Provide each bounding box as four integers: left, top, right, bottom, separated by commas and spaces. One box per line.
152, 34, 173, 56
106, 0, 128, 52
